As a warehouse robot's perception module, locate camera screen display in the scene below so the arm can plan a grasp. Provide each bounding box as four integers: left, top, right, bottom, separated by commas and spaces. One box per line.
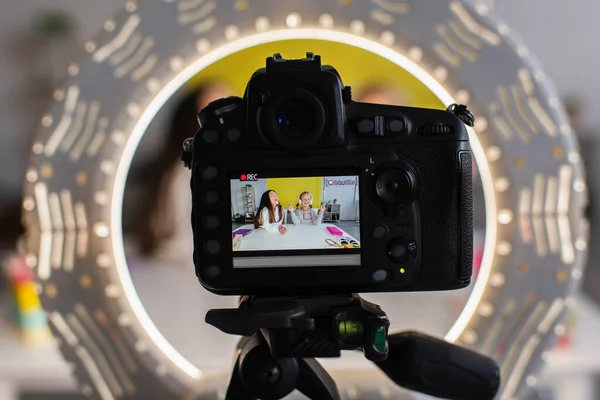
230, 172, 361, 268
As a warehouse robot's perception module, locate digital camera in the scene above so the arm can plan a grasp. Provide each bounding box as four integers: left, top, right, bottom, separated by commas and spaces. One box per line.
183, 53, 474, 296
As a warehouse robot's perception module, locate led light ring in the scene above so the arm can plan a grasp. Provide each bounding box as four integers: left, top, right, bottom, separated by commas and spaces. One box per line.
23, 0, 588, 399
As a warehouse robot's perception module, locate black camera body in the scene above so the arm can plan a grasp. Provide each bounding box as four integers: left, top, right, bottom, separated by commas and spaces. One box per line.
185, 53, 473, 296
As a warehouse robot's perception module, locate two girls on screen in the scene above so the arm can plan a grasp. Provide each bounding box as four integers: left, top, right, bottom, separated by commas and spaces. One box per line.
254, 190, 327, 234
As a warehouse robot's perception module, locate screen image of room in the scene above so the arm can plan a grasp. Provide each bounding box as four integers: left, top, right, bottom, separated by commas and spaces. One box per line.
230, 176, 361, 251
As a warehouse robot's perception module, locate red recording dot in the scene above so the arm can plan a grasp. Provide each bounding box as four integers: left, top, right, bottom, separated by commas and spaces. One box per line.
240, 174, 247, 181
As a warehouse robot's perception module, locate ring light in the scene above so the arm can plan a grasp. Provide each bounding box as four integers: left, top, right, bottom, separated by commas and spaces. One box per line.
23, 1, 588, 398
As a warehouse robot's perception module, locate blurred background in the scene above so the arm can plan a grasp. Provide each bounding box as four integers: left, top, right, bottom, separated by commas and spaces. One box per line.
0, 0, 599, 399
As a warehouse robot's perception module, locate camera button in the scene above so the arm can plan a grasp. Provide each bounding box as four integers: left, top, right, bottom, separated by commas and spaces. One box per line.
375, 168, 415, 204
202, 130, 219, 144
202, 166, 218, 180
386, 238, 411, 263
204, 240, 220, 255
372, 269, 389, 282
372, 225, 387, 240
203, 215, 220, 229
227, 128, 241, 142
203, 191, 219, 205
357, 118, 375, 135
387, 118, 405, 134
205, 265, 220, 277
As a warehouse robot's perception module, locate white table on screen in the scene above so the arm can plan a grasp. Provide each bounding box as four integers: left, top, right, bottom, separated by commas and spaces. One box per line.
234, 224, 359, 251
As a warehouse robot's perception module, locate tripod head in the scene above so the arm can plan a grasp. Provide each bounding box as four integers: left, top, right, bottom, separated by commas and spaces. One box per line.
207, 294, 500, 400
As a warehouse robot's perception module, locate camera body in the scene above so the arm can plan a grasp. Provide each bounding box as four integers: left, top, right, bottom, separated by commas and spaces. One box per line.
185, 53, 473, 296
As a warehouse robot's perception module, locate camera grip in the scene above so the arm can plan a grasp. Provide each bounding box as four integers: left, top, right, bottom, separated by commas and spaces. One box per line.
396, 147, 473, 288
458, 151, 474, 282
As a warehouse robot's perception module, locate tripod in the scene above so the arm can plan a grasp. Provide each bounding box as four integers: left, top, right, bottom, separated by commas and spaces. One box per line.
207, 294, 500, 400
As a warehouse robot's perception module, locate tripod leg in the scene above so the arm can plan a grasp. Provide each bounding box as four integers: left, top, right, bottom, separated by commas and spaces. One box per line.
225, 337, 257, 400
295, 358, 341, 400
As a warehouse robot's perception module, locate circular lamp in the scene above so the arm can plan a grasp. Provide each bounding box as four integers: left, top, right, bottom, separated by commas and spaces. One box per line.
23, 0, 588, 398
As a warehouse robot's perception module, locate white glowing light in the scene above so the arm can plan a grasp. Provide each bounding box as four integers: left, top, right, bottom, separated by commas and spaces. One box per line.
455, 89, 470, 104
526, 375, 537, 387
496, 241, 512, 255
573, 178, 586, 193
85, 42, 97, 53
104, 20, 116, 31
474, 116, 488, 132
94, 191, 110, 206
517, 46, 529, 57
486, 146, 501, 162
101, 161, 117, 175
568, 152, 580, 164
25, 254, 38, 267
476, 4, 489, 15
379, 31, 395, 46
225, 25, 240, 40
495, 177, 510, 192
111, 131, 127, 146
407, 46, 423, 62
23, 196, 36, 211
378, 385, 391, 399
94, 222, 110, 238
497, 23, 510, 35
26, 168, 39, 183
534, 70, 546, 82
255, 17, 270, 32
349, 20, 365, 35
125, 1, 137, 12
82, 385, 94, 397
68, 64, 80, 76
135, 340, 148, 353
97, 253, 112, 268
196, 39, 211, 54
571, 269, 583, 280
42, 114, 53, 127
318, 14, 334, 29
538, 298, 565, 335
489, 272, 505, 287
105, 284, 120, 298
127, 103, 141, 117
110, 28, 497, 378
462, 330, 478, 345
433, 66, 448, 82
146, 77, 161, 93
286, 13, 301, 28
553, 324, 566, 336
541, 351, 551, 362
170, 56, 184, 71
575, 238, 587, 251
118, 313, 132, 326
478, 302, 494, 317
498, 210, 513, 224
33, 141, 45, 154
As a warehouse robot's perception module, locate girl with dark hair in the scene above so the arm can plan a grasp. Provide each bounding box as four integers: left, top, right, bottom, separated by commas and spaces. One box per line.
254, 190, 287, 234
129, 83, 232, 261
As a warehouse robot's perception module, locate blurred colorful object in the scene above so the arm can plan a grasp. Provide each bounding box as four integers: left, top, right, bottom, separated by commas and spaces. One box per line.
2, 254, 51, 344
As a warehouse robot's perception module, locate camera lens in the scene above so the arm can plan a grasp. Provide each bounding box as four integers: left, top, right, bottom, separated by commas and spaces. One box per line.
375, 168, 415, 204
274, 98, 315, 139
